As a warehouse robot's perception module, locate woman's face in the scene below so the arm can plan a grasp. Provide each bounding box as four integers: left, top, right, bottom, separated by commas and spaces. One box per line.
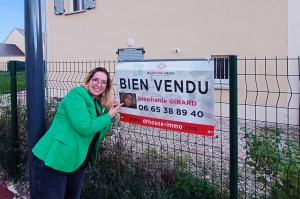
87, 71, 107, 97
124, 94, 133, 107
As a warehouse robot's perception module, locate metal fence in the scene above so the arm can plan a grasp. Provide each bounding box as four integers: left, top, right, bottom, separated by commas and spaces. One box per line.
0, 57, 299, 198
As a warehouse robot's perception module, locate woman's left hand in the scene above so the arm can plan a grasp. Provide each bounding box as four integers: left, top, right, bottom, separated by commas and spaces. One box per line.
108, 95, 118, 108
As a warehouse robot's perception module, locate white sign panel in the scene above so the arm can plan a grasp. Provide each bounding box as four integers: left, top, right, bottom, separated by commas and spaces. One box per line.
116, 60, 214, 136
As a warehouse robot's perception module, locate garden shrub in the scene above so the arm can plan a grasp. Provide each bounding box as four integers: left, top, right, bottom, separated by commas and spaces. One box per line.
168, 171, 220, 199
81, 136, 223, 199
245, 127, 300, 198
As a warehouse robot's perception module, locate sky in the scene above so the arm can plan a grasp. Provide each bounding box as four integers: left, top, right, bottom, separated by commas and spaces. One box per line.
0, 0, 44, 43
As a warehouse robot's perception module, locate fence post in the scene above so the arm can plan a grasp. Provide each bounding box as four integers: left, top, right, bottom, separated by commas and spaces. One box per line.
229, 55, 238, 199
298, 56, 300, 148
9, 60, 18, 183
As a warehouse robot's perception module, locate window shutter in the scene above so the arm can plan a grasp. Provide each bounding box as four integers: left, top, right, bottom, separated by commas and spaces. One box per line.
131, 49, 144, 60
85, 0, 96, 10
118, 49, 131, 61
54, 0, 64, 15
117, 48, 145, 62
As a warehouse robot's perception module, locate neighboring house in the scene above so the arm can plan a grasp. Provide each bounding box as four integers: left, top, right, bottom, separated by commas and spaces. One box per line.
3, 28, 45, 61
44, 0, 300, 125
3, 28, 26, 55
0, 28, 26, 62
0, 43, 25, 62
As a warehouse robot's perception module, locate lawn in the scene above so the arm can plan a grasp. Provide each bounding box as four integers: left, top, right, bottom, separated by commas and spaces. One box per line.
0, 71, 26, 94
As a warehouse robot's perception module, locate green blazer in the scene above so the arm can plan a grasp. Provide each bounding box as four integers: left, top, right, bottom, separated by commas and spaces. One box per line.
32, 86, 112, 172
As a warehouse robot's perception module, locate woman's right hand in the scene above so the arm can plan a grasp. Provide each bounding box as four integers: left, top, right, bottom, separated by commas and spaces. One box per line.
108, 95, 119, 109
108, 103, 123, 118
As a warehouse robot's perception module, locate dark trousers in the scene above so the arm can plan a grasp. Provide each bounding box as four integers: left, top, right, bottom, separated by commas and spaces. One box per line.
32, 158, 87, 199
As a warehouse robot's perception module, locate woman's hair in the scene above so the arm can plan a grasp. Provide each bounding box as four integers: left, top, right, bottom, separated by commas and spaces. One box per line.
122, 93, 134, 107
83, 67, 112, 107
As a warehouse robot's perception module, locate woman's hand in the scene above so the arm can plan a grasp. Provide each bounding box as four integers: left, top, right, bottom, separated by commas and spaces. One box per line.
108, 95, 119, 109
108, 103, 124, 118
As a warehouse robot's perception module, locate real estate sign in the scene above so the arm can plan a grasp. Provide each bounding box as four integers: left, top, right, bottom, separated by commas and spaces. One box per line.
116, 60, 214, 136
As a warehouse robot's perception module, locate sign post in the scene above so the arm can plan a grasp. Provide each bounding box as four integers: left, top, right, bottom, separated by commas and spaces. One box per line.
116, 59, 214, 136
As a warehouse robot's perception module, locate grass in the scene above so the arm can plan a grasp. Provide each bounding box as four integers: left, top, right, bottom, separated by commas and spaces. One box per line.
0, 71, 26, 94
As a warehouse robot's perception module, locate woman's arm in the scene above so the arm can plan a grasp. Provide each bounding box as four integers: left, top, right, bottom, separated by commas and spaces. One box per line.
63, 87, 112, 137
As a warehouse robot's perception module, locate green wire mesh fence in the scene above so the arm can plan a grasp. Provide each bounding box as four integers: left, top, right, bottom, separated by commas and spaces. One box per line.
0, 57, 299, 198
237, 57, 300, 199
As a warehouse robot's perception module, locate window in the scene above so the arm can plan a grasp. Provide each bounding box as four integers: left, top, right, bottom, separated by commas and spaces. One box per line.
54, 0, 96, 15
211, 55, 229, 89
117, 48, 145, 62
70, 0, 85, 12
214, 57, 229, 83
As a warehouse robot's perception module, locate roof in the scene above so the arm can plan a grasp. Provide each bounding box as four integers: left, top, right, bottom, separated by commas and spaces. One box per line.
15, 28, 25, 36
0, 43, 25, 57
4, 28, 45, 43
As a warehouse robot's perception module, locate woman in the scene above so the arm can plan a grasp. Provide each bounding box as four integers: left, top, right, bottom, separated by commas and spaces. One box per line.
121, 93, 135, 108
32, 67, 123, 199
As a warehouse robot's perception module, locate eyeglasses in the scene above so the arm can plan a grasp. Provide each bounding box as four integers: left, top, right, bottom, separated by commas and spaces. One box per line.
91, 78, 107, 87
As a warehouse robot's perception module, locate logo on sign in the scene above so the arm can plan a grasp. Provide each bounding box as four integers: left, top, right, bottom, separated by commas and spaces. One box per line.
155, 63, 166, 69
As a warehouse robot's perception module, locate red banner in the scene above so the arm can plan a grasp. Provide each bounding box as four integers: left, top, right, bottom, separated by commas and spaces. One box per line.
120, 113, 214, 136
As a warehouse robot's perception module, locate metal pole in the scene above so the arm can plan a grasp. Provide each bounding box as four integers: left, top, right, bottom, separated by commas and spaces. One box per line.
229, 55, 238, 199
9, 61, 18, 183
24, 1, 46, 198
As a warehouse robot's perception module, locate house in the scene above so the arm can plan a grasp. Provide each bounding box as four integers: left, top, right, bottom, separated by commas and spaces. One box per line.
44, 1, 300, 60
4, 28, 26, 55
0, 28, 26, 62
44, 0, 300, 125
1, 28, 45, 63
